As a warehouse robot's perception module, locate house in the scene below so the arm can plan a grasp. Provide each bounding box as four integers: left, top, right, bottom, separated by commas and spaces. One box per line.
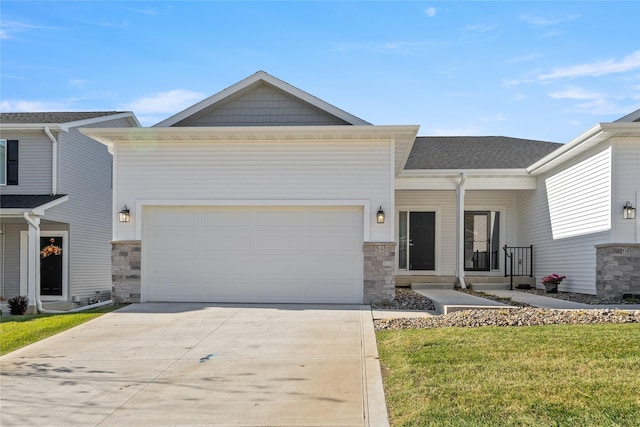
81, 71, 639, 304
0, 112, 140, 311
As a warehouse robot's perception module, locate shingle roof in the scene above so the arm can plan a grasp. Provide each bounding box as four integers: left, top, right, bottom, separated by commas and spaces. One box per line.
1, 194, 67, 209
0, 112, 125, 124
404, 136, 563, 170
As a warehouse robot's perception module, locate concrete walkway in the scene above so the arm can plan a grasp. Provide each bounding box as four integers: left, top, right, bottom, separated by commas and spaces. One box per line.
0, 303, 388, 427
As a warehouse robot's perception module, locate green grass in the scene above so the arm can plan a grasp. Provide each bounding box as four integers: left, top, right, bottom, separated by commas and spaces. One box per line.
0, 305, 123, 356
377, 324, 640, 427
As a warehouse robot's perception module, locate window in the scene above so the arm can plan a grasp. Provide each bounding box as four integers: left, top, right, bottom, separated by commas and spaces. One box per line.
0, 139, 18, 185
464, 211, 500, 271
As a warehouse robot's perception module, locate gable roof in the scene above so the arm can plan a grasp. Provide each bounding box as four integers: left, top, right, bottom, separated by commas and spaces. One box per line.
405, 136, 562, 170
154, 71, 371, 127
0, 111, 140, 130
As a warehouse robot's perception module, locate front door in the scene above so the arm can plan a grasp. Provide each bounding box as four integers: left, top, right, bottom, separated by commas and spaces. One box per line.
409, 212, 435, 270
40, 236, 63, 296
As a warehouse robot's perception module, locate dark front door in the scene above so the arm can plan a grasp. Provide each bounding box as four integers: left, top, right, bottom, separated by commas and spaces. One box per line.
40, 236, 63, 296
409, 212, 435, 270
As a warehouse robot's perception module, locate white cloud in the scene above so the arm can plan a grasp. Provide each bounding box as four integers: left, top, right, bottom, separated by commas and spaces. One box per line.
125, 89, 205, 115
464, 24, 497, 33
0, 21, 58, 39
520, 13, 580, 27
424, 7, 436, 17
69, 78, 90, 88
539, 50, 640, 81
547, 86, 605, 100
0, 99, 69, 111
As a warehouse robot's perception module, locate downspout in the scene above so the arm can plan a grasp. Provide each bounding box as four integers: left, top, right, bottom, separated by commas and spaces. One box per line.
456, 173, 467, 289
44, 126, 58, 195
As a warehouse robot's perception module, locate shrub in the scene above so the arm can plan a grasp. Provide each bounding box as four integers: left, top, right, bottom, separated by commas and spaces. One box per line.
8, 295, 29, 315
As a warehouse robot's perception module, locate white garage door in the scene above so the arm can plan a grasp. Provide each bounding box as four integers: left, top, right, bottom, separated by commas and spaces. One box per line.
143, 206, 363, 303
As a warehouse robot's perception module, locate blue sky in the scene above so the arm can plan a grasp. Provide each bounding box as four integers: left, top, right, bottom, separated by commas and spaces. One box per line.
1, 1, 639, 143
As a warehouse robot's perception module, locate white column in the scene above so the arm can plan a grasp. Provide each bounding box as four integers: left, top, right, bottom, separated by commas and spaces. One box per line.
456, 175, 466, 288
23, 213, 41, 307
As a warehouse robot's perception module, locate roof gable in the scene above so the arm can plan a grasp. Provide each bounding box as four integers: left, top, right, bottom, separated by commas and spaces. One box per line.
405, 136, 562, 170
154, 71, 371, 127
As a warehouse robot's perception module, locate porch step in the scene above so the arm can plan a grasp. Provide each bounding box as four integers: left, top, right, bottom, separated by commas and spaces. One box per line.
411, 282, 455, 290
469, 282, 513, 291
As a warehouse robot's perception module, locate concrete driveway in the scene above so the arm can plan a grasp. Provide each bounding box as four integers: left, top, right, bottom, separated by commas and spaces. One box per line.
0, 303, 388, 427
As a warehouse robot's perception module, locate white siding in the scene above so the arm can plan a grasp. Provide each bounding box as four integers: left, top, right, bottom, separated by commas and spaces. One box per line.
518, 144, 614, 294
611, 138, 640, 243
0, 130, 52, 194
395, 190, 518, 275
545, 147, 611, 239
115, 139, 393, 242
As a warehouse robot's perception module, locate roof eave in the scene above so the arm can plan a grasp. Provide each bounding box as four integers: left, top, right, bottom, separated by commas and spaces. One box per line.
527, 122, 640, 175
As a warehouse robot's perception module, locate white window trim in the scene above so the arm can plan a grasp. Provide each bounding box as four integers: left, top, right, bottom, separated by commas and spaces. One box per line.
0, 139, 6, 186
395, 207, 442, 275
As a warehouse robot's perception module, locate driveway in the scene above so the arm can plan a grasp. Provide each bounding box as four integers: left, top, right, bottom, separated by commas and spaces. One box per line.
0, 303, 388, 427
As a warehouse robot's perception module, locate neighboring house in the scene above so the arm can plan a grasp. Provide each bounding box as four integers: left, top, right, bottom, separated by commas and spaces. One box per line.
81, 71, 639, 304
0, 112, 140, 310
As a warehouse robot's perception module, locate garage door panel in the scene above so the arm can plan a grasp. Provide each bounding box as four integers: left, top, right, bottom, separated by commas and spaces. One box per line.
143, 206, 363, 303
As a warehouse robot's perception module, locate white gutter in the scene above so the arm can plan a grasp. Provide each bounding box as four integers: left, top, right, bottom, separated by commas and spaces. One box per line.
44, 126, 59, 195
36, 298, 114, 314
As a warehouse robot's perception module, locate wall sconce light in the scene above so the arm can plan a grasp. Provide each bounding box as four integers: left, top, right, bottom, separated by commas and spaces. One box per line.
376, 206, 385, 224
119, 205, 131, 222
623, 201, 636, 219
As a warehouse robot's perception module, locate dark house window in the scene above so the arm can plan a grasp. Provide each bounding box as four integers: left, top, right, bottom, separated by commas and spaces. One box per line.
1, 139, 18, 185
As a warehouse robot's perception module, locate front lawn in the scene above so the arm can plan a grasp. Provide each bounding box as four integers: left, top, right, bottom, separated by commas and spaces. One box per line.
0, 305, 123, 356
377, 324, 640, 426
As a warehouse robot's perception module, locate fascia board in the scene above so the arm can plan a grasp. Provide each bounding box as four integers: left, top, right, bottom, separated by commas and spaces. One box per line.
0, 124, 63, 131
32, 195, 69, 216
61, 112, 140, 131
399, 168, 529, 177
80, 125, 420, 142
525, 122, 640, 175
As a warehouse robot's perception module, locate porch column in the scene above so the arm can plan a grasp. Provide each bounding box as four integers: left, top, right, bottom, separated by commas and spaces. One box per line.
456, 174, 466, 288
23, 213, 41, 308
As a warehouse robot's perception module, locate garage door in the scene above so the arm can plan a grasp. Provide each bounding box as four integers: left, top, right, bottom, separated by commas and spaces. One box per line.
143, 206, 363, 303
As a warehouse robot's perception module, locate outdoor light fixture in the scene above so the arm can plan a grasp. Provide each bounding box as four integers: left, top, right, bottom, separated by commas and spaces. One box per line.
119, 205, 131, 222
376, 206, 385, 224
623, 201, 636, 219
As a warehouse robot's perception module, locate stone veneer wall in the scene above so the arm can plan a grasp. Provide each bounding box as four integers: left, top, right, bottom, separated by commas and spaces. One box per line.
111, 240, 141, 303
595, 243, 640, 299
363, 242, 396, 304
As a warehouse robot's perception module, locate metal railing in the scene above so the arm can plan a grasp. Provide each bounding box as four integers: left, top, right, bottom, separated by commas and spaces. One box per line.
503, 245, 533, 290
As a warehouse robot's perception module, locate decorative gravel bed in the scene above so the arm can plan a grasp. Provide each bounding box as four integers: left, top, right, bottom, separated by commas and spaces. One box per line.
375, 307, 640, 330
373, 287, 640, 330
371, 287, 436, 311
521, 288, 639, 305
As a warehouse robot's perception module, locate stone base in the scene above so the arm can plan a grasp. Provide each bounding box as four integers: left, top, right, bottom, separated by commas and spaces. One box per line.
596, 243, 640, 299
112, 240, 141, 303
363, 242, 396, 304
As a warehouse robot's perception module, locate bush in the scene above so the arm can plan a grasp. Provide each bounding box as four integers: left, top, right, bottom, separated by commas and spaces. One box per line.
8, 295, 29, 315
